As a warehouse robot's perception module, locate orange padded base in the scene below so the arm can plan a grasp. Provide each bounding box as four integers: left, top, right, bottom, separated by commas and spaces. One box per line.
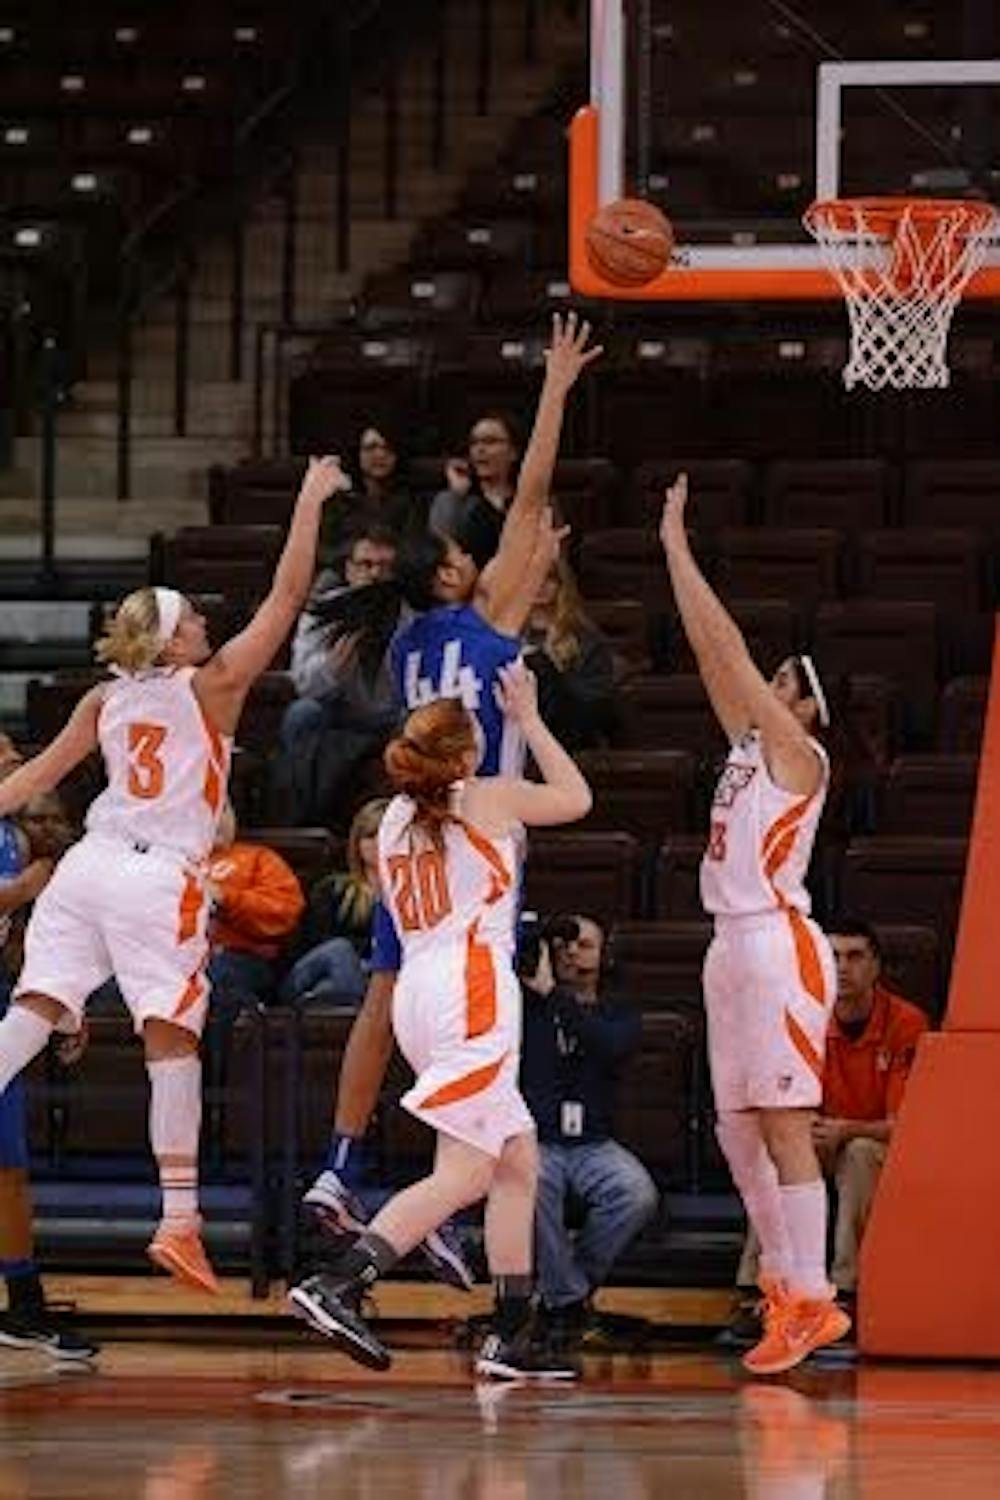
859, 1033, 1000, 1356
860, 619, 1000, 1358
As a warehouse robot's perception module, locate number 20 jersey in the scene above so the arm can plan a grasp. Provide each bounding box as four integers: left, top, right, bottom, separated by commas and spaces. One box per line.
391, 605, 524, 776
86, 666, 232, 863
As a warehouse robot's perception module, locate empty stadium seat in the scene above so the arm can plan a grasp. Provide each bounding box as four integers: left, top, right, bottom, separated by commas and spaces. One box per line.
242, 828, 337, 892
839, 836, 968, 950
522, 831, 643, 924
157, 524, 283, 600
715, 527, 842, 605
903, 460, 1000, 534
882, 755, 979, 838
577, 529, 667, 609
610, 920, 712, 1002
873, 924, 941, 1018
618, 674, 726, 760
585, 599, 651, 673
762, 459, 892, 529
653, 835, 709, 920
853, 529, 986, 609
937, 676, 989, 753
813, 602, 938, 719
576, 750, 697, 841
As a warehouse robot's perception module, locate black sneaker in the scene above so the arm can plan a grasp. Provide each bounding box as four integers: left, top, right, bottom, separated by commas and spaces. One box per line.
715, 1291, 763, 1351
288, 1273, 391, 1371
476, 1325, 581, 1382
0, 1305, 99, 1362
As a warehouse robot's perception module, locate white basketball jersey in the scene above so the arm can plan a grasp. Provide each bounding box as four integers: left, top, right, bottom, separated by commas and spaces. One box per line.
378, 790, 521, 963
86, 666, 231, 863
700, 731, 828, 918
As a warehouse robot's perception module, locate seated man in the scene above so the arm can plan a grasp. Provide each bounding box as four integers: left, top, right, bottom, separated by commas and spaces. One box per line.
727, 915, 929, 1340
520, 913, 658, 1346
206, 803, 305, 1008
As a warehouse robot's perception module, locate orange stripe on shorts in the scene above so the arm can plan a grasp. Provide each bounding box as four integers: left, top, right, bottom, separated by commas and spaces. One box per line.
173, 970, 206, 1020
465, 921, 498, 1040
177, 874, 204, 945
418, 1053, 507, 1110
786, 906, 829, 1007
784, 1008, 824, 1082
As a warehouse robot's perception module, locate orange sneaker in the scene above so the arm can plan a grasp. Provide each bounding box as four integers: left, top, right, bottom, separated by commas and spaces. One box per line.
147, 1222, 220, 1295
743, 1292, 851, 1377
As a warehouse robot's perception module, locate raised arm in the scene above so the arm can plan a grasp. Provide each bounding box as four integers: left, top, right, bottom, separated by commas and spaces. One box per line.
195, 457, 350, 732
477, 313, 601, 635
0, 688, 103, 818
468, 662, 592, 829
659, 474, 821, 796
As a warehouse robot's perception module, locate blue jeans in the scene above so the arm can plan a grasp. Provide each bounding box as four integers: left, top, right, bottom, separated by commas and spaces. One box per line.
0, 967, 27, 1168
281, 938, 367, 1008
535, 1139, 658, 1310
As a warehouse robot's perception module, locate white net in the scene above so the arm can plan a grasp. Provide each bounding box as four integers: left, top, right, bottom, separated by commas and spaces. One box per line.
803, 197, 999, 391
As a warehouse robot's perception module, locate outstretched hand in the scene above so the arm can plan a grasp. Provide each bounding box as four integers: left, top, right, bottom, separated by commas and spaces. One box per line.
659, 471, 689, 551
301, 454, 352, 505
497, 659, 541, 725
543, 310, 604, 393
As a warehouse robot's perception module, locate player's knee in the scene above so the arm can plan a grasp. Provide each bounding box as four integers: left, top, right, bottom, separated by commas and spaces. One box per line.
840, 1136, 886, 1170
14, 992, 67, 1029
143, 1018, 199, 1062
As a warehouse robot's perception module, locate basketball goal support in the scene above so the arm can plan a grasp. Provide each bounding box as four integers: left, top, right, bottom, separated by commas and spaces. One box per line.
859, 621, 1000, 1358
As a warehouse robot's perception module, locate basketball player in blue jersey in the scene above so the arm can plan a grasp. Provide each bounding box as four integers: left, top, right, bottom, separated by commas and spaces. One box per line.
302, 314, 602, 1284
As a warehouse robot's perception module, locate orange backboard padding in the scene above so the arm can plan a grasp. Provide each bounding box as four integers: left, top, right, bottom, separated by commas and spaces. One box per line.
569, 105, 1000, 303
860, 620, 1000, 1358
859, 1033, 1000, 1357
944, 618, 1000, 1032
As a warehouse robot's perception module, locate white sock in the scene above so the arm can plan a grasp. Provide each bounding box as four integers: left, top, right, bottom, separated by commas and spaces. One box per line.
0, 1006, 54, 1093
716, 1113, 794, 1283
147, 1056, 202, 1228
780, 1180, 830, 1299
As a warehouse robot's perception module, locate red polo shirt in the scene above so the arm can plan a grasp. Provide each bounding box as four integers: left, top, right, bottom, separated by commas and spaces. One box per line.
822, 984, 929, 1122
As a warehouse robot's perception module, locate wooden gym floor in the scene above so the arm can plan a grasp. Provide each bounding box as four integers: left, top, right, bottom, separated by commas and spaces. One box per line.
2, 1278, 1000, 1498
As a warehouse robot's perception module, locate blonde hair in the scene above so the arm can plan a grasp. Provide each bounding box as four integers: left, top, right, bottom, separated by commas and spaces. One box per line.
95, 588, 167, 675
538, 556, 593, 671
339, 797, 390, 927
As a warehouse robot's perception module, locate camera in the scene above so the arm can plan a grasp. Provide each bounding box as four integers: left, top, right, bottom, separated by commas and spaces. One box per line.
516, 912, 580, 980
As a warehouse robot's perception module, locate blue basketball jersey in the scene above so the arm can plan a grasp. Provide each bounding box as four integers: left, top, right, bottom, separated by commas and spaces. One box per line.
391, 605, 524, 777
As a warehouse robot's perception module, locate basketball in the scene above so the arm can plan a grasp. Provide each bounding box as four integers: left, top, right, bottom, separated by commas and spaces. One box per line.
584, 197, 674, 287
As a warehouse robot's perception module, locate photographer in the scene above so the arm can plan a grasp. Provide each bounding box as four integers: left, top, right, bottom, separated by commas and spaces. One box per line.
519, 913, 658, 1347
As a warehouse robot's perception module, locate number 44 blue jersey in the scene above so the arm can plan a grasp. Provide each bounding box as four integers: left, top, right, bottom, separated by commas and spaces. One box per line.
391, 604, 524, 776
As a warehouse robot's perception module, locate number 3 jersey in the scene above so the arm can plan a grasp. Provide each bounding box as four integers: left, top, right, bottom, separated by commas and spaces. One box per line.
85, 666, 232, 864
700, 730, 828, 919
377, 791, 522, 967
391, 605, 523, 777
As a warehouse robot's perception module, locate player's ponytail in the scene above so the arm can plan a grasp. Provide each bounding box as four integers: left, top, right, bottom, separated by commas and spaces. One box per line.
95, 588, 166, 675
384, 699, 477, 845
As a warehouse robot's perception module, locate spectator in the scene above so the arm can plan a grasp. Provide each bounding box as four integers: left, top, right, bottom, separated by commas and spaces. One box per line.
276, 523, 403, 824
523, 554, 620, 751
428, 410, 522, 548
727, 917, 929, 1341
520, 913, 658, 1347
0, 750, 96, 1358
206, 804, 306, 1009
282, 798, 388, 1008
320, 424, 426, 561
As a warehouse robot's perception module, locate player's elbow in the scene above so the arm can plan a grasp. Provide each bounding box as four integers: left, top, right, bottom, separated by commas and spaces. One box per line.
564, 781, 593, 821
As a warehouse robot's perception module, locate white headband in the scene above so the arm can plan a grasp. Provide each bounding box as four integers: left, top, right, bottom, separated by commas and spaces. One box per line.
153, 587, 184, 647
798, 654, 830, 728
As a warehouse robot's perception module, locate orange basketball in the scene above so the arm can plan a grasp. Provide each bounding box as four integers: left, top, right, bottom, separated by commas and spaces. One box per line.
585, 198, 674, 287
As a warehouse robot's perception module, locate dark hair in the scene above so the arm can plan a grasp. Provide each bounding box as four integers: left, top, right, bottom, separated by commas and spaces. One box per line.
448, 499, 503, 572
826, 916, 882, 960
344, 519, 399, 556
384, 699, 477, 845
468, 409, 523, 457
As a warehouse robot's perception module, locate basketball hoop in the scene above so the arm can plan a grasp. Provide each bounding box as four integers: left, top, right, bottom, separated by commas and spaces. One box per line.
803, 197, 999, 391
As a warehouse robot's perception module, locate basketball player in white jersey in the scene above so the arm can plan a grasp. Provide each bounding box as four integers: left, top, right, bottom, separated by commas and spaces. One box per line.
660, 473, 850, 1375
0, 456, 349, 1294
290, 663, 593, 1379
